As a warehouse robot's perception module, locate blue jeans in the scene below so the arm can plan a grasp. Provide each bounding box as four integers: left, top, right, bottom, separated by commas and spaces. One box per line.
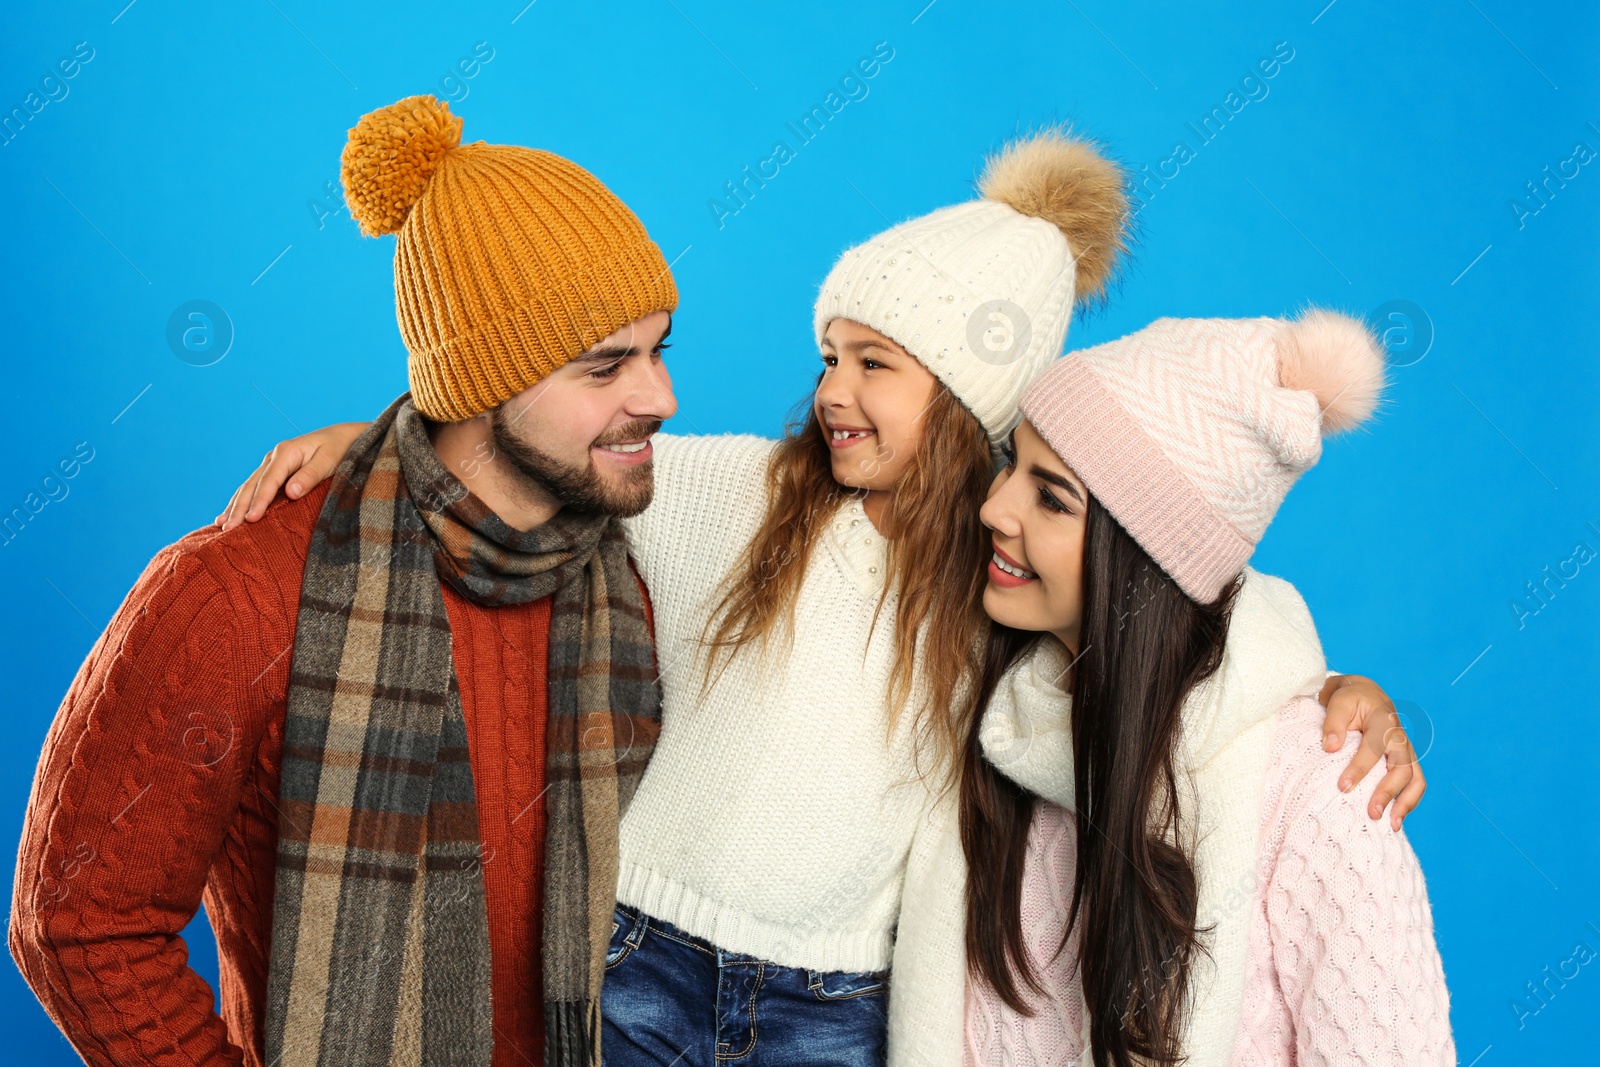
601, 903, 889, 1066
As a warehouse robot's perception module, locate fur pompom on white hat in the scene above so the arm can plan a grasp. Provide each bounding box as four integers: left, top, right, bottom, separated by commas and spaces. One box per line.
977, 127, 1128, 307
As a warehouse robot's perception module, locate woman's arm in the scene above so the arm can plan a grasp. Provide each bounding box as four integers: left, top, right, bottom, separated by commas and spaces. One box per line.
1262, 698, 1455, 1065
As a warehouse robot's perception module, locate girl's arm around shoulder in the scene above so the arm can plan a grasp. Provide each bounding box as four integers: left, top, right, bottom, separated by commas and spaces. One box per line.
619, 433, 779, 583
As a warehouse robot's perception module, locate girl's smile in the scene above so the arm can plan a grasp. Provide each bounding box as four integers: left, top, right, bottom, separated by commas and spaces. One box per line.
826, 423, 877, 449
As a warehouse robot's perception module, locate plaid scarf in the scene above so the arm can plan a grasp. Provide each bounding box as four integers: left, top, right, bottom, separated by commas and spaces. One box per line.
265, 394, 660, 1067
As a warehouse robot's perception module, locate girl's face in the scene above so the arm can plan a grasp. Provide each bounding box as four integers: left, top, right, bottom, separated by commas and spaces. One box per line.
815, 318, 939, 496
979, 419, 1090, 654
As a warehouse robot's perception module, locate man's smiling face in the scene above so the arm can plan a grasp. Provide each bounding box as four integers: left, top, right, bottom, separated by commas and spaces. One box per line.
489, 310, 677, 516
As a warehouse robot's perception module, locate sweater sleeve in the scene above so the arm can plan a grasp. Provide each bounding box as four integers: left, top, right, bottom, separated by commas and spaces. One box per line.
1259, 698, 1455, 1067
619, 433, 777, 592
10, 536, 267, 1066
885, 790, 968, 1067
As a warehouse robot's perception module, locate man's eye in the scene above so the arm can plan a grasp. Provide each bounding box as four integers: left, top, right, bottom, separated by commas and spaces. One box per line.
591, 363, 623, 379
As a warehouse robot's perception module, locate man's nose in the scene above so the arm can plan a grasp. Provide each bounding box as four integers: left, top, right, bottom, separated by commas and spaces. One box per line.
627, 353, 677, 421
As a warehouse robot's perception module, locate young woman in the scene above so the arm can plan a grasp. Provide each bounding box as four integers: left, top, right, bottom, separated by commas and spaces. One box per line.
217, 135, 1423, 1066
961, 313, 1454, 1066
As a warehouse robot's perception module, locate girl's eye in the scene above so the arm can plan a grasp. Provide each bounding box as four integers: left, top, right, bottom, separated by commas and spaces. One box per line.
821, 354, 837, 367
998, 441, 1016, 468
863, 359, 884, 370
1037, 485, 1072, 515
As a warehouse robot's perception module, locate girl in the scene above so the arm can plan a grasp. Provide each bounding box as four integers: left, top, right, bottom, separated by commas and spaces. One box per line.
218, 134, 1421, 1066
961, 313, 1453, 1066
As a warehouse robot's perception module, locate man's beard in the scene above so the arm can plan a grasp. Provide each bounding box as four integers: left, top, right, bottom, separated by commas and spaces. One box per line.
489, 408, 660, 518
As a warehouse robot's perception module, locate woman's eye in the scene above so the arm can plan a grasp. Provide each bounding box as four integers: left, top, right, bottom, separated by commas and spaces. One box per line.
998, 442, 1016, 468
1037, 485, 1071, 515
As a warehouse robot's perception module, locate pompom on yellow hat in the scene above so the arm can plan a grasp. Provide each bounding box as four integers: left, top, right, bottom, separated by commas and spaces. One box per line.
341, 95, 679, 421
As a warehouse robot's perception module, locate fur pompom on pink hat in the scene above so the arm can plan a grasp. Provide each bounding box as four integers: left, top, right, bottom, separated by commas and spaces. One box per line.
1018, 310, 1386, 602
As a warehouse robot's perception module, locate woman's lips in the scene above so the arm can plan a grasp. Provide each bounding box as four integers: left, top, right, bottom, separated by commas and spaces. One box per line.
987, 544, 1038, 588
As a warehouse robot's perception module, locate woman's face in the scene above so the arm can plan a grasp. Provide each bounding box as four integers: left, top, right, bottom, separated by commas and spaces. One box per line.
814, 318, 939, 494
979, 419, 1090, 654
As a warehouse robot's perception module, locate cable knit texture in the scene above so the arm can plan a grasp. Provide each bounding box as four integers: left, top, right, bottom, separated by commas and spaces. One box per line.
893, 569, 1328, 1067
963, 697, 1455, 1066
6, 479, 637, 1067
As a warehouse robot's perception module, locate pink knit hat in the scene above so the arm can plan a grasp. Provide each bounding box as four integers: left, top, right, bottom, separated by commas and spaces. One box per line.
1017, 310, 1386, 602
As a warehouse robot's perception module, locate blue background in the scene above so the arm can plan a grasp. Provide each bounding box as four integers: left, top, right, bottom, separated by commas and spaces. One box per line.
2, 0, 1596, 1062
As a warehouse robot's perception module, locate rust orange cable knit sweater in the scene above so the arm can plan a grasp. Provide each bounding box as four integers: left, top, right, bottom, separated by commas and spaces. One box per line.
10, 480, 648, 1067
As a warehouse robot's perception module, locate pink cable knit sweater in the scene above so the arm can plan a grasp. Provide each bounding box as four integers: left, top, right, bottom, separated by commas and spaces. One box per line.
963, 696, 1454, 1066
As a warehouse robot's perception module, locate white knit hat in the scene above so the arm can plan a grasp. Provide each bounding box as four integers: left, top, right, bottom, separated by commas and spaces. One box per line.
1019, 310, 1387, 602
813, 130, 1129, 442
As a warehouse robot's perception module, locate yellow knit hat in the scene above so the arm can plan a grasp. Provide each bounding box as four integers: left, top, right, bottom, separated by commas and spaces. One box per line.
340, 95, 679, 421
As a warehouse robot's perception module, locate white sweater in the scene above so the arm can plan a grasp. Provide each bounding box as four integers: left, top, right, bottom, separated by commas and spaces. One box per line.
617, 433, 938, 974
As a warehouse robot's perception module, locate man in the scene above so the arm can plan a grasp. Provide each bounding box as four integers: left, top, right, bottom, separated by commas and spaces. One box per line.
10, 94, 676, 1067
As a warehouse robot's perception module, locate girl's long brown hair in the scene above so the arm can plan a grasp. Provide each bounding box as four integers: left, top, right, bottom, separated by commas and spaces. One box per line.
962, 492, 1238, 1067
700, 381, 994, 786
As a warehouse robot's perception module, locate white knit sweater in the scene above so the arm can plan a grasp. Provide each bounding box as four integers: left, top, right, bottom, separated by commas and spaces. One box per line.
617, 433, 938, 974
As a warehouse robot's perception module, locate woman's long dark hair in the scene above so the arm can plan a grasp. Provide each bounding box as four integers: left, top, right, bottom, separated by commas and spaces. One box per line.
962, 492, 1238, 1067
